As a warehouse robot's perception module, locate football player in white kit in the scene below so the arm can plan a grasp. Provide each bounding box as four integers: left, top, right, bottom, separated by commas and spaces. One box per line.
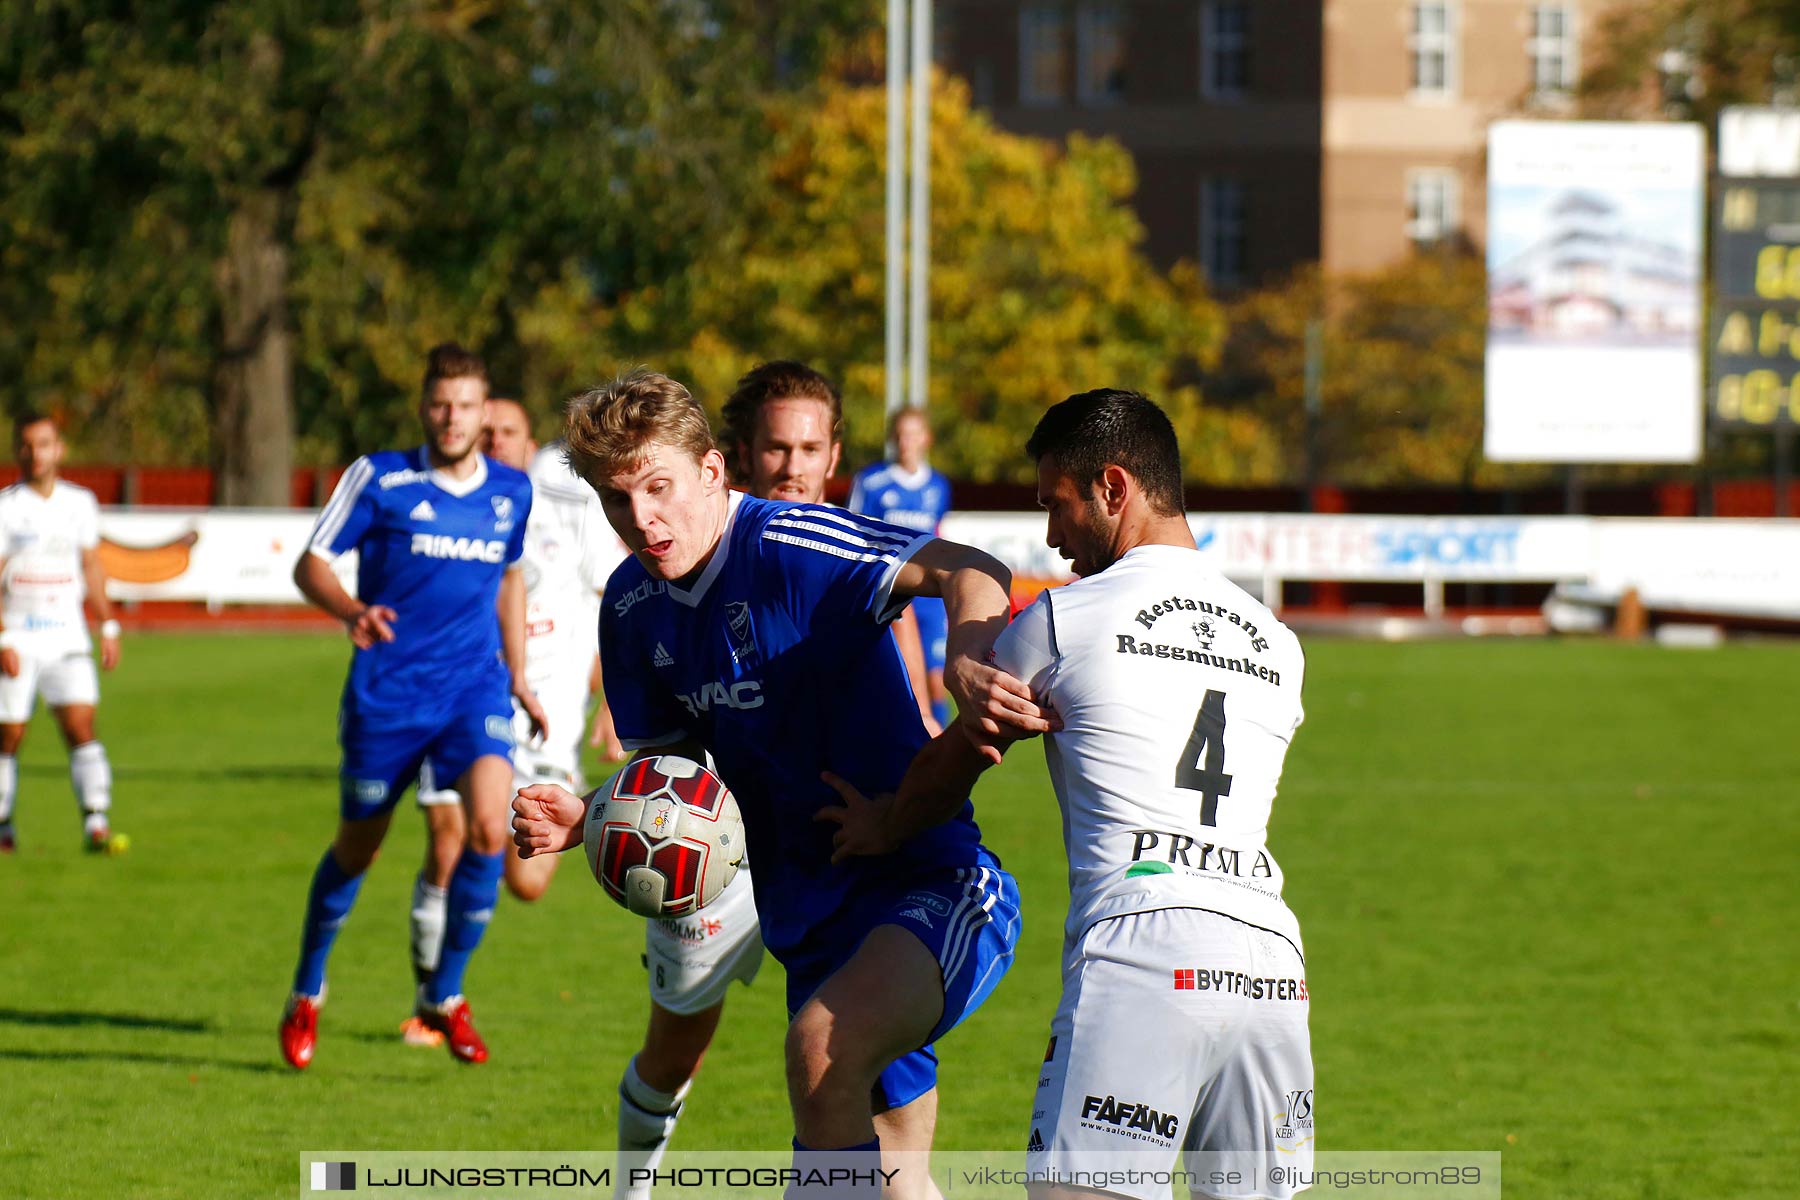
402, 397, 629, 1046
0, 413, 124, 855
822, 390, 1314, 1200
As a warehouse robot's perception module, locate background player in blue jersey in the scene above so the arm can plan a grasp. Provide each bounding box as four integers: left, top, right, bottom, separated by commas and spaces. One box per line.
512, 369, 1053, 1174
280, 342, 544, 1070
849, 407, 953, 729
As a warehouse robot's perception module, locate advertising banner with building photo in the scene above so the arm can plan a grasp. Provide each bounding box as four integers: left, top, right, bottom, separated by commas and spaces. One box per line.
1485, 121, 1706, 462
1711, 106, 1800, 430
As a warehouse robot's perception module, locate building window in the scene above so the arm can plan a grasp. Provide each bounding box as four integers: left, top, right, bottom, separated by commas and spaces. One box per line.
1200, 178, 1247, 286
1020, 5, 1070, 105
1527, 3, 1576, 96
1077, 4, 1127, 105
1406, 169, 1460, 246
1201, 2, 1249, 100
1409, 1, 1456, 98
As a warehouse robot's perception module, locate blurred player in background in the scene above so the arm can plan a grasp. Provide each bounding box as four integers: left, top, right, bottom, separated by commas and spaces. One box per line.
822, 390, 1314, 1200
0, 413, 124, 855
849, 406, 953, 729
514, 369, 1049, 1187
280, 343, 543, 1070
403, 396, 630, 1048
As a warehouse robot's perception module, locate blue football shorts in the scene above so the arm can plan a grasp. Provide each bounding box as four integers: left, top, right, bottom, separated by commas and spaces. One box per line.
910, 597, 947, 672
786, 864, 1021, 1112
337, 680, 515, 821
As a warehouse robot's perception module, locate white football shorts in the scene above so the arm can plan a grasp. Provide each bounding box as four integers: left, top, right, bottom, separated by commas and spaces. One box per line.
1027, 908, 1314, 1200
510, 674, 590, 793
644, 866, 764, 1015
0, 647, 98, 722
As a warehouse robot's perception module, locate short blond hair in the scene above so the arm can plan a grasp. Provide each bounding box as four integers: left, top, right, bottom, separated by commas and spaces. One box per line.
563, 369, 716, 484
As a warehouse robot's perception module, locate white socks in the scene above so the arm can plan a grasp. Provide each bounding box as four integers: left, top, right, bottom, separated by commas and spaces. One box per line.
0, 753, 15, 824
615, 1056, 692, 1200
410, 873, 449, 978
70, 742, 111, 831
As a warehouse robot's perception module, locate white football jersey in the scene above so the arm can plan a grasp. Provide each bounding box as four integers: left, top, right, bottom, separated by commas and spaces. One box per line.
519, 443, 627, 693
992, 543, 1306, 953
0, 480, 101, 652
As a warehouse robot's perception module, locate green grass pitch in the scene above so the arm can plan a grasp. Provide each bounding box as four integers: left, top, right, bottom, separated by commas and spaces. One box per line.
0, 633, 1793, 1197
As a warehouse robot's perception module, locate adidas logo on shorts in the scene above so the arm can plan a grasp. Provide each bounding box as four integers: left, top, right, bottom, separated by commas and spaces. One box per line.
1027, 1128, 1045, 1152
898, 905, 933, 928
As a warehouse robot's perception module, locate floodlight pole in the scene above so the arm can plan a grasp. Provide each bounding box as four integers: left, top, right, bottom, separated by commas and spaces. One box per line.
885, 0, 907, 420
907, 0, 932, 412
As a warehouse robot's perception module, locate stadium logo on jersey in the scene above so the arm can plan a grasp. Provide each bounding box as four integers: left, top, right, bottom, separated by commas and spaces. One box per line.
409, 534, 507, 562
379, 468, 431, 489
1127, 829, 1275, 878
1134, 595, 1270, 654
1079, 1094, 1181, 1145
723, 601, 761, 670
613, 578, 667, 616
491, 495, 515, 533
1275, 1089, 1314, 1142
676, 679, 764, 717
409, 499, 438, 522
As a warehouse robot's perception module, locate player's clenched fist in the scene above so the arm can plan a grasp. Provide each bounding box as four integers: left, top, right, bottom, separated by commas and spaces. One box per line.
512, 783, 585, 857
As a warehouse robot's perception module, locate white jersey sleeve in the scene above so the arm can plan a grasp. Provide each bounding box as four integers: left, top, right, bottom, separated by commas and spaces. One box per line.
991, 591, 1057, 697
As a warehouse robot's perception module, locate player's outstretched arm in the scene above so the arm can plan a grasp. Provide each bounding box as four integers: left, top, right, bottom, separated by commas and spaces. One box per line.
497, 568, 547, 739
817, 730, 1002, 863
512, 784, 586, 857
293, 551, 395, 648
893, 539, 1055, 751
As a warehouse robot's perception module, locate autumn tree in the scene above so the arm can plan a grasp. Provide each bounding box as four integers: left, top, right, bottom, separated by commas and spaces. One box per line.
1214, 253, 1557, 488
0, 2, 870, 500
552, 72, 1261, 484
1576, 0, 1800, 124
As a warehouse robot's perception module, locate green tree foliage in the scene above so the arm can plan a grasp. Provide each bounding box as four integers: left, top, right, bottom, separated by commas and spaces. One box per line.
0, 2, 870, 498
563, 72, 1246, 484
1216, 253, 1556, 488
1576, 0, 1800, 124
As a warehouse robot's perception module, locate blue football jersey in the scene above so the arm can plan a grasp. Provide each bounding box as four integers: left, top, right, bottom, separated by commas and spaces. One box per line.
309, 447, 532, 713
600, 492, 996, 965
848, 462, 951, 534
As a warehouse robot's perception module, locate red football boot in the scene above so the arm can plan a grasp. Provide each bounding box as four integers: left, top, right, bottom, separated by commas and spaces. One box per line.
419, 995, 487, 1064
280, 992, 322, 1070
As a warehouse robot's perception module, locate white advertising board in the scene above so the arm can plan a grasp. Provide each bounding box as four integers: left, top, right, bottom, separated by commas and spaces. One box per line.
1485, 121, 1706, 463
96, 508, 1800, 623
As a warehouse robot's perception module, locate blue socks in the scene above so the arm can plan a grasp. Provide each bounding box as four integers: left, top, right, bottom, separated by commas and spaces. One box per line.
787, 1138, 884, 1200
293, 848, 365, 996
426, 849, 504, 1003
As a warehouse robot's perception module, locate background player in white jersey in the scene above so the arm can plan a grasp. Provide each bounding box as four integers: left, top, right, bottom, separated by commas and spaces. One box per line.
0, 413, 124, 855
849, 406, 953, 729
403, 395, 631, 1035
823, 390, 1314, 1199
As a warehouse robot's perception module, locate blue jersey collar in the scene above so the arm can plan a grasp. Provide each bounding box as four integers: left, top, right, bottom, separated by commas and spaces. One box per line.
666, 490, 743, 609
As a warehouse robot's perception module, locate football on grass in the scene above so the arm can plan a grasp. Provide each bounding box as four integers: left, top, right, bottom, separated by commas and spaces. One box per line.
583, 754, 745, 917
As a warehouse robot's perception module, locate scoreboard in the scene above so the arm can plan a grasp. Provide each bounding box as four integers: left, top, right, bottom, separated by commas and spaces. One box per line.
1713, 108, 1800, 428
